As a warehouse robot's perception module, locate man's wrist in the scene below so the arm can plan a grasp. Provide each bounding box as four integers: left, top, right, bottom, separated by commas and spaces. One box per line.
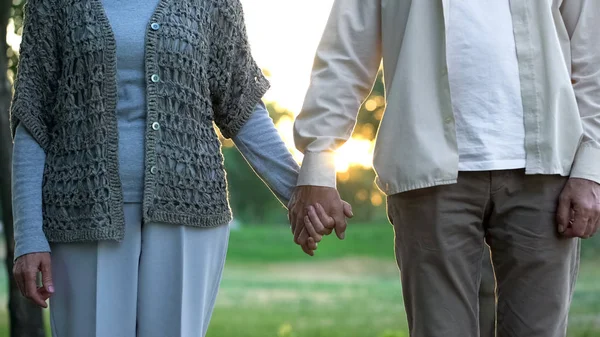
297, 151, 337, 188
570, 143, 600, 185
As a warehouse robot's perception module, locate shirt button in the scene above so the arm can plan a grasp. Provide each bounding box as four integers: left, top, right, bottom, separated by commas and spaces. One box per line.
444, 117, 453, 124
150, 166, 158, 174
151, 74, 160, 83
151, 22, 160, 31
151, 122, 160, 130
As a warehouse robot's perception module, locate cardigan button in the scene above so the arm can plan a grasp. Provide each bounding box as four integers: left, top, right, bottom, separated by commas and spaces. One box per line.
151, 74, 160, 83
151, 22, 160, 31
151, 122, 160, 130
150, 166, 158, 174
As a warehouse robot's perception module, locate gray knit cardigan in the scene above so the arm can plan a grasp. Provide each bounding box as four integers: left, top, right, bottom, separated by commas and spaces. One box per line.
10, 0, 270, 242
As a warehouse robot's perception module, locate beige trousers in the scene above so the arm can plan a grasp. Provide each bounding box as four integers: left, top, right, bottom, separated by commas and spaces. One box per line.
387, 170, 580, 337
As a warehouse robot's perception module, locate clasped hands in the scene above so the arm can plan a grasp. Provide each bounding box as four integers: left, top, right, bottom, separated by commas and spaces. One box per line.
287, 177, 600, 256
288, 185, 353, 256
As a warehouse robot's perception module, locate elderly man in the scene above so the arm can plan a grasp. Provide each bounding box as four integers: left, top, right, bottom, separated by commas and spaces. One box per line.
289, 1, 600, 337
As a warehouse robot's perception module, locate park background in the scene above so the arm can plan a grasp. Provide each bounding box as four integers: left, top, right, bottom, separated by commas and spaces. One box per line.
0, 1, 599, 336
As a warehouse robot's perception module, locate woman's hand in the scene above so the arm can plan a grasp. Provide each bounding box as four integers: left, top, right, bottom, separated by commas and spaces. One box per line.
13, 252, 54, 308
295, 200, 354, 256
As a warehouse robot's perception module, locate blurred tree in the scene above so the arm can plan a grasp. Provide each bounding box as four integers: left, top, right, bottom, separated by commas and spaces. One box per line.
336, 70, 387, 222
223, 146, 289, 224
265, 101, 293, 125
2, 0, 46, 335
7, 0, 23, 79
355, 70, 385, 142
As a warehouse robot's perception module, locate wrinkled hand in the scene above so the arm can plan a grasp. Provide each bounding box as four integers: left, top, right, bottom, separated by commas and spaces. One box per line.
13, 252, 54, 308
288, 186, 354, 255
557, 177, 600, 239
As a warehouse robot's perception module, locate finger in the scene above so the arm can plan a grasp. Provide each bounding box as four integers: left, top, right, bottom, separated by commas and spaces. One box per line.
301, 244, 314, 256
342, 201, 354, 218
556, 193, 572, 234
307, 236, 318, 251
40, 257, 54, 295
571, 206, 590, 238
581, 211, 597, 239
561, 225, 576, 238
304, 215, 323, 242
295, 213, 311, 246
314, 203, 335, 232
582, 224, 594, 239
294, 215, 306, 245
293, 210, 304, 244
37, 287, 52, 301
293, 204, 309, 244
298, 230, 314, 256
25, 271, 46, 308
308, 205, 328, 236
561, 216, 579, 238
332, 210, 348, 240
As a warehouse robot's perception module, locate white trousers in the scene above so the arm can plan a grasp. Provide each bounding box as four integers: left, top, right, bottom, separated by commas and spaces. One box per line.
49, 203, 230, 337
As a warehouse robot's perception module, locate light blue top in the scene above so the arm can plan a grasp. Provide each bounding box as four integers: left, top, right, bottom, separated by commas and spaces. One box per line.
107, 0, 158, 201
12, 0, 299, 259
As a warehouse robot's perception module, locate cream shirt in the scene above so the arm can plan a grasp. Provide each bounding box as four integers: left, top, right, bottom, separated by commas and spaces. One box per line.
294, 0, 600, 195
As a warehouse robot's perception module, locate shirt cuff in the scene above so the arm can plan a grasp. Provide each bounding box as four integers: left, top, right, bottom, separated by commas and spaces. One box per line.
297, 152, 337, 188
570, 143, 600, 184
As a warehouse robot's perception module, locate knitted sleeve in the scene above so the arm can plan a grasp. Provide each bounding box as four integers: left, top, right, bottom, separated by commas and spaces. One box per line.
10, 0, 59, 151
210, 0, 270, 139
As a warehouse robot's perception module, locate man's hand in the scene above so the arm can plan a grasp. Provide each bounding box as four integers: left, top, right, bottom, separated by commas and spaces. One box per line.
288, 186, 353, 255
13, 252, 54, 308
296, 201, 353, 255
289, 186, 349, 240
557, 177, 600, 239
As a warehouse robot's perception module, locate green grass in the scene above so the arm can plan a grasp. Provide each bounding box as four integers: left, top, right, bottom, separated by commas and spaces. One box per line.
0, 223, 598, 337
226, 223, 396, 262
208, 224, 600, 337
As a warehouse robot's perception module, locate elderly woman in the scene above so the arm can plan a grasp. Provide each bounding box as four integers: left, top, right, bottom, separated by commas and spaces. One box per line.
10, 0, 348, 336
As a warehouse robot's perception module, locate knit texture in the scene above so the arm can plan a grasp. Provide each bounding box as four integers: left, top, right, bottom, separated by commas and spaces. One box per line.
10, 0, 270, 243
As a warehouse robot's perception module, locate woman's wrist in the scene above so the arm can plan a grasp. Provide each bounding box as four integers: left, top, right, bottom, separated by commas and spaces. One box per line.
14, 236, 51, 261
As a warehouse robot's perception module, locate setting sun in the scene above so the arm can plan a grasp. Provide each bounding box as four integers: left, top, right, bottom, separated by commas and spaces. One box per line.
333, 138, 374, 173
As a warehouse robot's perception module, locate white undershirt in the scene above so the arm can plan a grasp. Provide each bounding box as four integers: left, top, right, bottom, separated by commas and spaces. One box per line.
447, 0, 526, 171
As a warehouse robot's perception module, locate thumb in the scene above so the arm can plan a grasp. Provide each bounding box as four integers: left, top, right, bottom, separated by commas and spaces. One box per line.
342, 201, 354, 218
556, 194, 572, 234
40, 256, 54, 294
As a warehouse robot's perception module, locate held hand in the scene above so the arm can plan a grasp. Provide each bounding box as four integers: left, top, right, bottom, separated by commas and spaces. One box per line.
302, 201, 354, 240
13, 252, 54, 308
557, 178, 600, 239
288, 186, 351, 243
296, 201, 354, 256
